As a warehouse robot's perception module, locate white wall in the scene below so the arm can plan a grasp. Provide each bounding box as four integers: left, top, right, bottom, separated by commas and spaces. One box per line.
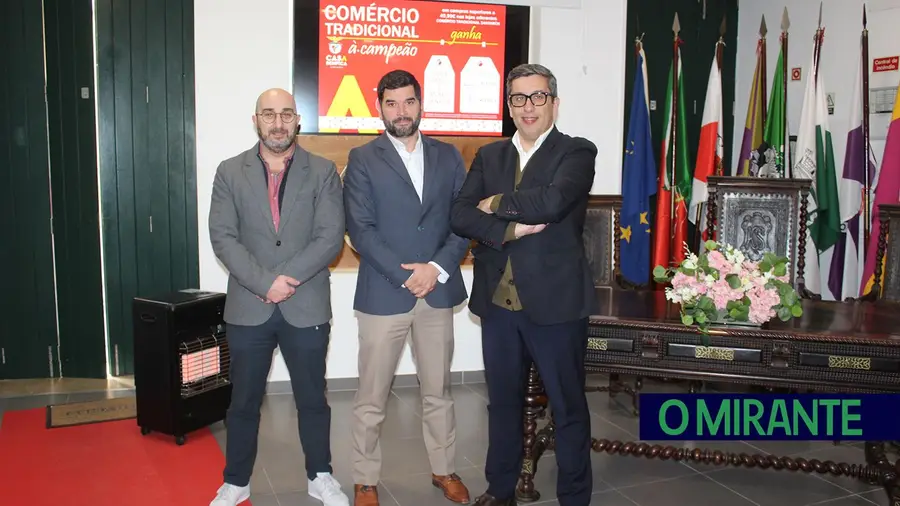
732, 0, 900, 173
194, 0, 627, 381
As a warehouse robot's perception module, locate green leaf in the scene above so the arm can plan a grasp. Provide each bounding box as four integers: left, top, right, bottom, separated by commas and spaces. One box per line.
759, 261, 772, 273
725, 274, 742, 289
695, 311, 708, 324
729, 308, 741, 319
652, 265, 668, 279
777, 306, 791, 321
783, 291, 798, 306
704, 240, 717, 251
791, 304, 803, 317
774, 263, 787, 277
698, 296, 715, 311
681, 313, 694, 326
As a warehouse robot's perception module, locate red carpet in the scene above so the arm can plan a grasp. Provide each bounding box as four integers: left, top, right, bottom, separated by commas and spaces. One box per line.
0, 407, 251, 506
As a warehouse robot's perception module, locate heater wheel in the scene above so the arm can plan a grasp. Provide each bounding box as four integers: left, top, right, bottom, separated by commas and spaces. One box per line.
175, 435, 186, 446
140, 426, 151, 436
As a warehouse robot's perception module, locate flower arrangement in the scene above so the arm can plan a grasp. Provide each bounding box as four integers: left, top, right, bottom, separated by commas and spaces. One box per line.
652, 241, 803, 338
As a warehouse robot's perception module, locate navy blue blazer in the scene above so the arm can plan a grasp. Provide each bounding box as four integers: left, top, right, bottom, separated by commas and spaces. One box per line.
343, 133, 470, 315
450, 127, 598, 326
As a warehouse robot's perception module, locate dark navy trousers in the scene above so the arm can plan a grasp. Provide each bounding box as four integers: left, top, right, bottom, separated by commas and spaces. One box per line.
481, 304, 592, 506
223, 306, 333, 486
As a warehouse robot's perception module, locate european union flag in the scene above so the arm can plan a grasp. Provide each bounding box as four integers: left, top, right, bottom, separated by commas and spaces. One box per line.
620, 49, 657, 285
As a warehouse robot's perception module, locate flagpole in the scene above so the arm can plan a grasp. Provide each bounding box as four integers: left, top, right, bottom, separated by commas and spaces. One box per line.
813, 4, 823, 83
669, 13, 681, 258
716, 16, 725, 177
862, 5, 872, 253
760, 15, 768, 129
781, 8, 791, 176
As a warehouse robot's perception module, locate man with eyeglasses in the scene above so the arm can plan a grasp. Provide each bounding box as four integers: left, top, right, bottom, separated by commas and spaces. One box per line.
451, 64, 598, 506
208, 88, 350, 506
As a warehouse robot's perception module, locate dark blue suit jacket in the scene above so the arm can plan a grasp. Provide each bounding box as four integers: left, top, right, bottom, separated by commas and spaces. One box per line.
343, 133, 470, 315
450, 127, 598, 326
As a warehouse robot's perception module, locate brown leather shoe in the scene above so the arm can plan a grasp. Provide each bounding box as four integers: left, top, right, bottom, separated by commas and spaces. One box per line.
354, 484, 379, 506
473, 492, 516, 506
432, 473, 471, 504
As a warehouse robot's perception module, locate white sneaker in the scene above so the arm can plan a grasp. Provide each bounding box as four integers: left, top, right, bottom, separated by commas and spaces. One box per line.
209, 483, 250, 506
308, 472, 350, 506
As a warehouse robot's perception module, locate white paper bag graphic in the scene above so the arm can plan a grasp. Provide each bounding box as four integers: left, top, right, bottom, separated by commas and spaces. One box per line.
460, 57, 501, 115
423, 55, 456, 113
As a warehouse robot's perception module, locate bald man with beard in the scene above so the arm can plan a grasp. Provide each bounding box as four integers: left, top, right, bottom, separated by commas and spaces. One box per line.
208, 88, 349, 506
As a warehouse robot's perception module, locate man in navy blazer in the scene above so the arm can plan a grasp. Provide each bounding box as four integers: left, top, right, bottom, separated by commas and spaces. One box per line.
451, 64, 597, 506
342, 70, 471, 506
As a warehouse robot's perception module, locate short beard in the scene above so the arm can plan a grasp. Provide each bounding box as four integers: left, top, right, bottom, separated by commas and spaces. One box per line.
257, 125, 294, 153
382, 114, 421, 139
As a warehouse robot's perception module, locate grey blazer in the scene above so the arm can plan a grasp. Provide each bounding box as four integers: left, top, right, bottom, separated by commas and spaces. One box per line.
208, 143, 345, 328
343, 133, 470, 316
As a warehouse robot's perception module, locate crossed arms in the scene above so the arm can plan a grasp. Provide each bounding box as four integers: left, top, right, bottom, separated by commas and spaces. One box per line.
450, 139, 597, 250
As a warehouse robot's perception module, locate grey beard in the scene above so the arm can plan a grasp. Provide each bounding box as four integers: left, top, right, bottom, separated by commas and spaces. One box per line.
258, 127, 294, 153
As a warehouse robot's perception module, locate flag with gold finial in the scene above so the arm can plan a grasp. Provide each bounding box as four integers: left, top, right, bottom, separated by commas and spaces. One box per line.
652, 13, 692, 272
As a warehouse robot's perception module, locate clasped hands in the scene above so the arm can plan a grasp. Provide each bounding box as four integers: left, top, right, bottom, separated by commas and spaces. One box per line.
401, 262, 439, 298
257, 274, 300, 304
477, 195, 548, 239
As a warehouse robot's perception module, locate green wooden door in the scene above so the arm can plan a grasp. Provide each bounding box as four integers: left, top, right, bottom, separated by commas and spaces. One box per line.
44, 0, 108, 379
96, 0, 200, 376
0, 0, 61, 379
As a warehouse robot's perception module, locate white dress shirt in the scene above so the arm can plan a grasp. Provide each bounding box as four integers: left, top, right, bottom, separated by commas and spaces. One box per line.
511, 126, 553, 171
386, 131, 450, 285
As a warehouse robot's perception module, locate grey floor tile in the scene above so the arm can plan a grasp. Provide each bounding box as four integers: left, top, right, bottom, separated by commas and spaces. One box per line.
618, 473, 757, 506
247, 493, 280, 506
811, 494, 887, 506
859, 488, 895, 506
705, 465, 852, 506
1, 393, 69, 411
796, 444, 882, 495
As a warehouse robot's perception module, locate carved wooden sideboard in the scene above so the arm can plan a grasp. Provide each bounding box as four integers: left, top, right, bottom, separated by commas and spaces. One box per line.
517, 289, 900, 506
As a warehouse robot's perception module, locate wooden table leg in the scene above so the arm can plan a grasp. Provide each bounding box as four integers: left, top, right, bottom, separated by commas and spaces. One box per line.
516, 362, 548, 502
865, 442, 900, 506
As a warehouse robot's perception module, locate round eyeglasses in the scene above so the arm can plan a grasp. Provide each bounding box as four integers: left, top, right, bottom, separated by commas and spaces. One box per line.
508, 91, 554, 108
257, 111, 297, 124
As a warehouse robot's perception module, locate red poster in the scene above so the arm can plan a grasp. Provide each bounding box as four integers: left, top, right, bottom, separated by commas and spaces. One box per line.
318, 0, 507, 136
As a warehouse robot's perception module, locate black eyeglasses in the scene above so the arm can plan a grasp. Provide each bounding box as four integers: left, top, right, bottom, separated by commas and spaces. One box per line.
257, 111, 297, 124
508, 91, 554, 108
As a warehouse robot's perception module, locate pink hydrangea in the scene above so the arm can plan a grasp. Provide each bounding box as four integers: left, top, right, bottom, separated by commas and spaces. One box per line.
707, 278, 744, 310
746, 284, 780, 324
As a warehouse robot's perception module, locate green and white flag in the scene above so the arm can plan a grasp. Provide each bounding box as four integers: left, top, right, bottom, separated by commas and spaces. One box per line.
792, 37, 840, 296
763, 44, 788, 176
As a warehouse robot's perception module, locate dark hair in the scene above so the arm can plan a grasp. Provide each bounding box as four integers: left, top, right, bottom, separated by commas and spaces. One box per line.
506, 63, 558, 98
376, 70, 422, 103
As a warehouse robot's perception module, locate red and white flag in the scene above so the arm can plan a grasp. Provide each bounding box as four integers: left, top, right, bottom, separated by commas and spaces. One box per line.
690, 49, 724, 251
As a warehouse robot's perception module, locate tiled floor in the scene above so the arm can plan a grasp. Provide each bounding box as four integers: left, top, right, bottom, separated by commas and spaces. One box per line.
0, 376, 892, 506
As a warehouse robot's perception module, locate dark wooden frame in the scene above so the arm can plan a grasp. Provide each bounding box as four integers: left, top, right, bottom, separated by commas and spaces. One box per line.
869, 203, 900, 302
582, 195, 625, 288
706, 176, 815, 299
